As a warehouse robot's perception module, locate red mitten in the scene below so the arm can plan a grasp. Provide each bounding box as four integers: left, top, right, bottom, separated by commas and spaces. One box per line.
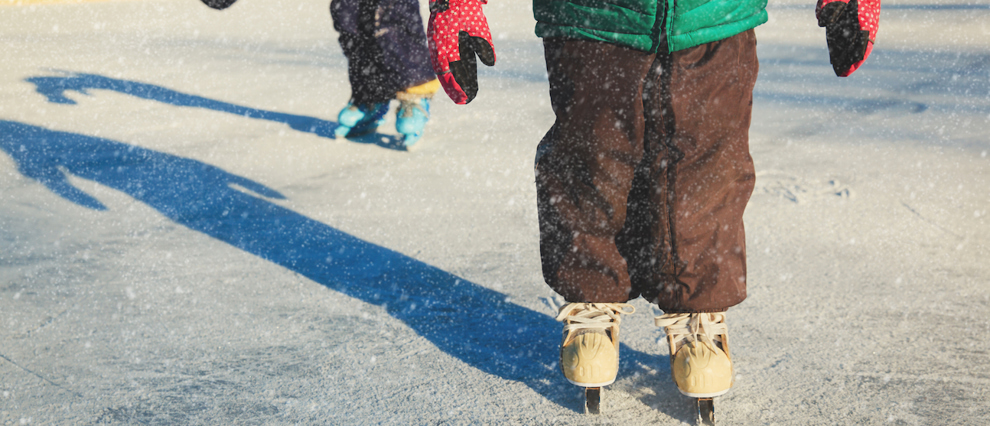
428, 0, 496, 104
817, 0, 881, 77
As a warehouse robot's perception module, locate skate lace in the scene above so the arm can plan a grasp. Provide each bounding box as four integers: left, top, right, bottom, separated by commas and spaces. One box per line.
555, 303, 636, 335
654, 312, 727, 355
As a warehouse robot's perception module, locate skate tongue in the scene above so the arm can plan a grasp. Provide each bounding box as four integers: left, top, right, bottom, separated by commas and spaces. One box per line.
565, 327, 610, 347
686, 334, 724, 357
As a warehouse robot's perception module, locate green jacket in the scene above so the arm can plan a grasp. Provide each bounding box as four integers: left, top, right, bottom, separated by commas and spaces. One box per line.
534, 0, 768, 53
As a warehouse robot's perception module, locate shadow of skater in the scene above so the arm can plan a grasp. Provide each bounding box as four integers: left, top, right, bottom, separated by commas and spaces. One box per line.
0, 120, 677, 414
24, 72, 408, 151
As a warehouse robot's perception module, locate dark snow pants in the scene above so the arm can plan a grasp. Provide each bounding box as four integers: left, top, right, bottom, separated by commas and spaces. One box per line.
330, 0, 435, 105
536, 30, 759, 313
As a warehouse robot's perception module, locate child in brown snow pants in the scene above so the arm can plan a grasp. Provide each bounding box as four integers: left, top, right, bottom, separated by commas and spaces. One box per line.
543, 30, 758, 413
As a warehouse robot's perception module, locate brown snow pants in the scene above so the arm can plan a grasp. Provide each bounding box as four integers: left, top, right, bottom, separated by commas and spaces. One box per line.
536, 30, 759, 313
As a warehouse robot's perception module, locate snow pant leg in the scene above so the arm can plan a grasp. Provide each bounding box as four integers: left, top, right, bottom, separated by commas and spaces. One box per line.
330, 0, 434, 105
535, 39, 656, 303
374, 0, 436, 90
536, 31, 758, 311
629, 29, 759, 313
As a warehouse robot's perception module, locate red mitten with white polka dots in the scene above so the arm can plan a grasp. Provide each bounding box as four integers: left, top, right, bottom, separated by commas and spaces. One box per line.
427, 0, 496, 104
816, 0, 880, 76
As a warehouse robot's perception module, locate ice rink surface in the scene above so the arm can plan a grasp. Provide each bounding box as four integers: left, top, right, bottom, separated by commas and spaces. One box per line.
1, 0, 988, 424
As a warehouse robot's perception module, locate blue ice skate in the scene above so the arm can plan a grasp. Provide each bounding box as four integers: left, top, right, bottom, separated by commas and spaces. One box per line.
395, 98, 430, 150
334, 101, 389, 138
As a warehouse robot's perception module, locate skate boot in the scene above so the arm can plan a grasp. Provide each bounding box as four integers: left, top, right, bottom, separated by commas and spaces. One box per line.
655, 312, 733, 425
555, 302, 636, 414
334, 101, 389, 138
394, 79, 439, 150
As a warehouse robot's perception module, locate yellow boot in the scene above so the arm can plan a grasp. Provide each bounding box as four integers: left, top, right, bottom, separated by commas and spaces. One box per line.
655, 312, 733, 398
555, 303, 636, 387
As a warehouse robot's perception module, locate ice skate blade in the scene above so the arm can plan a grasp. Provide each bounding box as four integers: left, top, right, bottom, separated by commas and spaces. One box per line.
696, 398, 715, 425
584, 387, 601, 415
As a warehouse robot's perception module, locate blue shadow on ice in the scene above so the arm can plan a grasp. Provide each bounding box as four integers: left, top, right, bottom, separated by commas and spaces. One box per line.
0, 120, 668, 413
24, 72, 407, 151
